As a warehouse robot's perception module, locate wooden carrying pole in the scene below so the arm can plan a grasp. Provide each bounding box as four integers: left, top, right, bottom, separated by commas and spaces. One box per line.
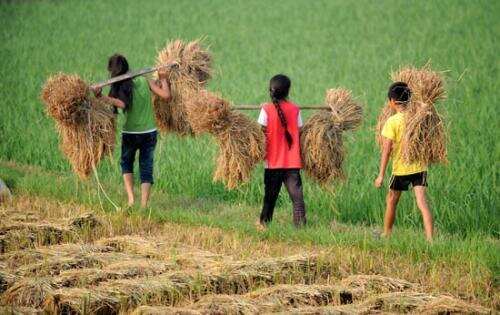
90, 63, 178, 89
233, 105, 330, 110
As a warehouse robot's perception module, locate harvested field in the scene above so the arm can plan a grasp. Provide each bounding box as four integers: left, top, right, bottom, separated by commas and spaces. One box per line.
0, 196, 493, 314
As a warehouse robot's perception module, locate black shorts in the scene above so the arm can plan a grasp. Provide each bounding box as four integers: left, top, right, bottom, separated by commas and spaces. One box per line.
389, 172, 428, 191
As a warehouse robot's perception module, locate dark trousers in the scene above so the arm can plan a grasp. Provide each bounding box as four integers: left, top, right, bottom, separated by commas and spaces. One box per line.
260, 169, 306, 227
120, 131, 157, 184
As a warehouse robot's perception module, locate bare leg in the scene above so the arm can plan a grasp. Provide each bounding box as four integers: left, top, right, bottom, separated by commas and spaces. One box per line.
383, 189, 401, 237
140, 183, 152, 209
414, 186, 433, 242
123, 173, 134, 206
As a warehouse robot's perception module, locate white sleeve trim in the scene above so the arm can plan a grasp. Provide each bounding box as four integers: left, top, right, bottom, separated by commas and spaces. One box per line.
257, 108, 268, 126
298, 110, 303, 128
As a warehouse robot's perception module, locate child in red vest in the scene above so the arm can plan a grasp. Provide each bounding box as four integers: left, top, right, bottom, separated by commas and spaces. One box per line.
257, 74, 306, 228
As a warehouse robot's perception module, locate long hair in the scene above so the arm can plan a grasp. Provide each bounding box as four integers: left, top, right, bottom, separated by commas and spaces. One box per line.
108, 54, 133, 111
269, 74, 293, 149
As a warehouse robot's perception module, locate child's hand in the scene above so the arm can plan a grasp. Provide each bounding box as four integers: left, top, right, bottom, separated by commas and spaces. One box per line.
374, 175, 384, 188
157, 67, 168, 80
92, 86, 102, 97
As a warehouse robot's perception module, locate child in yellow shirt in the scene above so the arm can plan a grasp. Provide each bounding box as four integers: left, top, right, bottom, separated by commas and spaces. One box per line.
374, 82, 433, 241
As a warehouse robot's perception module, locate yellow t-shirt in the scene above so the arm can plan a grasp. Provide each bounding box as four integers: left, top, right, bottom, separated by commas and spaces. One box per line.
381, 112, 427, 175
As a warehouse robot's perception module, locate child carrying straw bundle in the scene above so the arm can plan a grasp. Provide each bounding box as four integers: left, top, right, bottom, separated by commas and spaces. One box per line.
152, 39, 212, 135
92, 54, 171, 208
41, 73, 116, 179
300, 88, 363, 185
374, 82, 442, 242
374, 66, 446, 242
257, 74, 306, 228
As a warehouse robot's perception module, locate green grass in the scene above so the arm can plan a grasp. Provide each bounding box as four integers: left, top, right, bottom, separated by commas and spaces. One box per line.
0, 0, 498, 278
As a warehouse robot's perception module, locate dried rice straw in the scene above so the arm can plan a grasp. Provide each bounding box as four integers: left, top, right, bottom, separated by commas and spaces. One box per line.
152, 39, 212, 135
184, 89, 265, 189
376, 65, 447, 165
301, 88, 363, 185
40, 73, 116, 179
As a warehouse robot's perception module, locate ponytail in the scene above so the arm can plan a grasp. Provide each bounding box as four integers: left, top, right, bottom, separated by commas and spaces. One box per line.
269, 74, 293, 149
271, 94, 293, 149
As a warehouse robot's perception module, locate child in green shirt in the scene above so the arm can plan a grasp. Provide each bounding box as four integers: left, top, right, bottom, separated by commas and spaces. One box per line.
93, 54, 171, 208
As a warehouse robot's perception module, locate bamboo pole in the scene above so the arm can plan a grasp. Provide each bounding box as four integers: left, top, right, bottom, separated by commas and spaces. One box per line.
233, 105, 330, 110
90, 63, 178, 89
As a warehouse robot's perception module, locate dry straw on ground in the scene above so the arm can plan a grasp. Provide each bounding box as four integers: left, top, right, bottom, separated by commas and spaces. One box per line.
41, 73, 116, 178
376, 65, 447, 165
301, 88, 363, 185
184, 89, 265, 189
152, 39, 212, 135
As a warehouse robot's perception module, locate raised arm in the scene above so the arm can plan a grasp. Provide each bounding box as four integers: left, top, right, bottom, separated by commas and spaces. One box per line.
374, 137, 393, 188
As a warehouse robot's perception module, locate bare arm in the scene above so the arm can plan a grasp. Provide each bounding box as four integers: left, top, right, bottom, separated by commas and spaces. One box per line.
374, 137, 393, 188
148, 79, 171, 102
91, 87, 125, 108
99, 95, 126, 108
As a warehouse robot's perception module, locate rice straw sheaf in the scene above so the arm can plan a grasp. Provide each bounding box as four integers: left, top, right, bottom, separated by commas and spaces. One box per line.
376, 65, 447, 165
393, 65, 447, 165
152, 39, 212, 135
41, 73, 116, 179
184, 88, 265, 189
1, 277, 55, 308
212, 111, 265, 189
301, 88, 363, 185
184, 89, 232, 135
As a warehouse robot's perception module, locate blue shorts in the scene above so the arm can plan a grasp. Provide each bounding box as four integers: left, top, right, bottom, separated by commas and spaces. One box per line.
120, 131, 157, 184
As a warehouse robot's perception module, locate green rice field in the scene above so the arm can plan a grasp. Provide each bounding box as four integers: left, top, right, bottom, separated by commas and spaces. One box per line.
0, 0, 498, 305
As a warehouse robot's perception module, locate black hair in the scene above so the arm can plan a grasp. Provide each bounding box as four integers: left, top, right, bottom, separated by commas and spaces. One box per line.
388, 81, 411, 105
269, 74, 293, 149
108, 54, 133, 112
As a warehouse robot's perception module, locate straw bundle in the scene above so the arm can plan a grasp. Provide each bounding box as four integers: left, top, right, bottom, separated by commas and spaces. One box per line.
1, 278, 55, 308
376, 65, 447, 165
340, 275, 415, 295
0, 222, 71, 254
353, 292, 490, 314
184, 89, 265, 189
301, 88, 363, 185
0, 271, 16, 294
212, 111, 265, 189
43, 287, 120, 314
152, 39, 212, 135
41, 73, 116, 179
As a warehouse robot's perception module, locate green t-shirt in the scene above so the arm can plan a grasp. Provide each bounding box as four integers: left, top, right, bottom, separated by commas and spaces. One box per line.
122, 77, 157, 133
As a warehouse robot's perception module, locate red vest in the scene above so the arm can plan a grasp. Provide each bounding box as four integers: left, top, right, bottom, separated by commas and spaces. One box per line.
263, 101, 302, 169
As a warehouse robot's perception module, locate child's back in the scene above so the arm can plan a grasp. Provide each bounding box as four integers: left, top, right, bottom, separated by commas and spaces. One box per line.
257, 74, 306, 228
260, 101, 302, 169
382, 112, 427, 176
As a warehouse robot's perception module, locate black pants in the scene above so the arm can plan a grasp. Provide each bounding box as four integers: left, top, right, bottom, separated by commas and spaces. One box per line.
260, 169, 306, 227
120, 131, 157, 184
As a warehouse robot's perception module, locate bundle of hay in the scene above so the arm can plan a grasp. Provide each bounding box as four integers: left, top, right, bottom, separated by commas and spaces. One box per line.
376, 65, 447, 165
152, 39, 212, 135
41, 73, 116, 179
184, 89, 265, 189
300, 88, 363, 185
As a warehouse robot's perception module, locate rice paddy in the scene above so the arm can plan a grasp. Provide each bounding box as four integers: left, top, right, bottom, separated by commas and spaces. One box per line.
0, 0, 498, 313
